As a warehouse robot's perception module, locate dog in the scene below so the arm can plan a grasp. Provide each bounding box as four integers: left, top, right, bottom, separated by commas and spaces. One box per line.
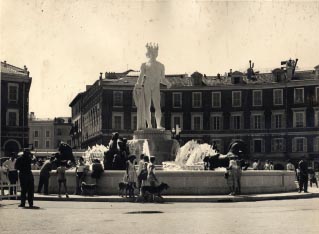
118, 182, 136, 198
140, 182, 169, 202
81, 182, 97, 196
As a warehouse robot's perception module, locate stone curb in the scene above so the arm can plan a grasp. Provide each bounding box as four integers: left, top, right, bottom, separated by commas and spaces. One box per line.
33, 191, 319, 203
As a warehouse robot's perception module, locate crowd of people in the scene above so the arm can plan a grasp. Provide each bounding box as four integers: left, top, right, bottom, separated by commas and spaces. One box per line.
0, 136, 318, 206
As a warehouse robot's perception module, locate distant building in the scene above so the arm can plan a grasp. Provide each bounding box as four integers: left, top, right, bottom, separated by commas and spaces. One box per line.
70, 61, 319, 170
1, 61, 32, 156
29, 112, 72, 151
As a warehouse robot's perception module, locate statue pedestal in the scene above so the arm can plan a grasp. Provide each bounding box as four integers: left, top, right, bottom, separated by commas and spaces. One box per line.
132, 129, 180, 164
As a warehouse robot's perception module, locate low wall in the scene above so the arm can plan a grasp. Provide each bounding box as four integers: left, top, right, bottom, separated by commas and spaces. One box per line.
32, 170, 297, 195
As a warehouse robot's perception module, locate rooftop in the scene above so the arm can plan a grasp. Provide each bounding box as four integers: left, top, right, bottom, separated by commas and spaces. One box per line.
1, 61, 29, 76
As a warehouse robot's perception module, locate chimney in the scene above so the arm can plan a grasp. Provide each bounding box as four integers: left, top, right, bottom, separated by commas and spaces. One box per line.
29, 112, 35, 120
24, 65, 28, 71
217, 73, 221, 79
228, 69, 232, 77
99, 72, 103, 80
4, 61, 7, 67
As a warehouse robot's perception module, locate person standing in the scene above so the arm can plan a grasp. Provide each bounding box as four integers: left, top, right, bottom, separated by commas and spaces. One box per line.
264, 160, 270, 170
226, 158, 242, 195
3, 153, 18, 195
298, 158, 308, 193
57, 161, 69, 198
137, 154, 145, 189
125, 155, 138, 197
75, 157, 88, 195
309, 169, 318, 188
147, 156, 158, 187
269, 161, 274, 170
37, 157, 54, 195
252, 160, 259, 170
15, 149, 34, 208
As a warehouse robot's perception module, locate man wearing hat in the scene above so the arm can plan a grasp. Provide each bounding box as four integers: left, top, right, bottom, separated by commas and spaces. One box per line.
297, 157, 308, 193
15, 149, 35, 208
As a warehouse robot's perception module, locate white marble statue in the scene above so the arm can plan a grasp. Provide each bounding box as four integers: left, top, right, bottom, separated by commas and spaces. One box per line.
133, 43, 171, 130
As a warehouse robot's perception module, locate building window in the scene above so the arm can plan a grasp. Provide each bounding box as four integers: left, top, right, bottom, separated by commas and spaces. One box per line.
113, 91, 123, 107
232, 91, 241, 107
252, 139, 264, 153
191, 113, 203, 130
7, 111, 18, 126
292, 137, 307, 152
231, 114, 242, 130
316, 87, 319, 104
45, 141, 50, 149
272, 138, 286, 152
34, 140, 39, 148
294, 88, 304, 104
171, 113, 183, 130
210, 114, 223, 130
57, 129, 62, 136
273, 89, 283, 105
46, 131, 50, 138
172, 92, 182, 108
34, 131, 39, 138
212, 92, 221, 108
192, 92, 202, 108
251, 113, 264, 129
131, 113, 137, 130
314, 137, 319, 152
271, 111, 285, 129
293, 111, 305, 128
275, 114, 282, 128
6, 109, 19, 126
112, 112, 124, 130
8, 83, 18, 103
252, 90, 262, 106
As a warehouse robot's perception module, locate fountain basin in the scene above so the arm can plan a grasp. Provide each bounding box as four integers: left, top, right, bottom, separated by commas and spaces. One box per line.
31, 170, 297, 195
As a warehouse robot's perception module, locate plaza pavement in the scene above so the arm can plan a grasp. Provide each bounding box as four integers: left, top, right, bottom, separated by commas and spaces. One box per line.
1, 198, 319, 234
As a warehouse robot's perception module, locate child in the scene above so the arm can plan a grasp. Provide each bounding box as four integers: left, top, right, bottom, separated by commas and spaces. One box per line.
75, 157, 88, 195
147, 156, 158, 187
309, 169, 318, 188
57, 161, 69, 198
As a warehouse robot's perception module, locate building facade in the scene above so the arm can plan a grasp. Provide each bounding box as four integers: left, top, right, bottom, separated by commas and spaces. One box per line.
29, 112, 72, 151
70, 62, 319, 169
1, 61, 32, 157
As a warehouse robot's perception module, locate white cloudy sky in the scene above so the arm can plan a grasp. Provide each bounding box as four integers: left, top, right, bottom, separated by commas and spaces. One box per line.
1, 0, 319, 118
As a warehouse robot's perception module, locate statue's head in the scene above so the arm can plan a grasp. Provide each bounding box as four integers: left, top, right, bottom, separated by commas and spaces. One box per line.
146, 43, 158, 59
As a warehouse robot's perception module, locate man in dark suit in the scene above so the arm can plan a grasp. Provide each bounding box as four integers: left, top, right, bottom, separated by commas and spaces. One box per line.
15, 149, 34, 208
298, 158, 308, 193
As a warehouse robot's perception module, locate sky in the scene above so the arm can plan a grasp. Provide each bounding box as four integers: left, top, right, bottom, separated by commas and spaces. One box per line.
1, 0, 319, 118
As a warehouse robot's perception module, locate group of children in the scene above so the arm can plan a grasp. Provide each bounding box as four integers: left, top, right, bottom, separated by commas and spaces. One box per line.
123, 154, 158, 197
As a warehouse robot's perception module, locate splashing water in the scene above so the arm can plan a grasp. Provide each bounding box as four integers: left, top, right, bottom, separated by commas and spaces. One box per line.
84, 144, 108, 164
142, 140, 150, 157
163, 140, 218, 170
